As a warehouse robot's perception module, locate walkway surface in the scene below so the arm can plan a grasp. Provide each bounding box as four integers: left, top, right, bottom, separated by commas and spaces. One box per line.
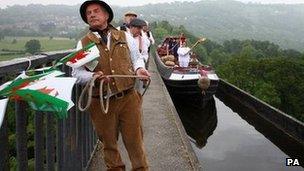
87, 58, 201, 170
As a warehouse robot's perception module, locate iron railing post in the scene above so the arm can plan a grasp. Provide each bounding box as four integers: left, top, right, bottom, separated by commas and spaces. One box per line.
46, 112, 55, 171
15, 101, 28, 171
34, 111, 44, 170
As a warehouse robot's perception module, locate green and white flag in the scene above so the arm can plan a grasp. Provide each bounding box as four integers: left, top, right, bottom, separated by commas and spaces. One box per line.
0, 70, 64, 98
0, 69, 69, 119
17, 77, 77, 118
59, 42, 100, 68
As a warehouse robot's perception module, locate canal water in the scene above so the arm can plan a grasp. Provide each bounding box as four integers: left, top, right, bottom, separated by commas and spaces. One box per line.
169, 93, 303, 171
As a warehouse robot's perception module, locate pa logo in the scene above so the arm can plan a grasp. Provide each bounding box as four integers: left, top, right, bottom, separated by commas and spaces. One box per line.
286, 158, 300, 166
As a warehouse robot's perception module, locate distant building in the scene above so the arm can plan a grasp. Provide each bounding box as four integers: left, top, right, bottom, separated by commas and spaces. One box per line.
39, 21, 56, 32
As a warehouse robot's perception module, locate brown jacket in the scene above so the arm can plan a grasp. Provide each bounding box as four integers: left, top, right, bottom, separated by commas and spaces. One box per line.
81, 29, 135, 94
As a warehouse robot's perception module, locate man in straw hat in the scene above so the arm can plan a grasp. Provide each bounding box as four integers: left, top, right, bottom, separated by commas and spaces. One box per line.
73, 1, 150, 170
118, 11, 138, 31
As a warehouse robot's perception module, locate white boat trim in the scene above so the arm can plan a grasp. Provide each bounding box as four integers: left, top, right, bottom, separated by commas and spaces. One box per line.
207, 74, 219, 80
169, 73, 200, 80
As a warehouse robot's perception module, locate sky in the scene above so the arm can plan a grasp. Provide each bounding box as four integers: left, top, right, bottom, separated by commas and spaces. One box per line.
0, 0, 304, 8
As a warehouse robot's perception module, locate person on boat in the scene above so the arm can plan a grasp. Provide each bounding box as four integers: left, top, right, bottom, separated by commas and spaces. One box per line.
157, 44, 167, 56
179, 33, 186, 45
72, 1, 150, 170
177, 41, 191, 67
171, 37, 179, 61
157, 37, 170, 56
117, 11, 137, 32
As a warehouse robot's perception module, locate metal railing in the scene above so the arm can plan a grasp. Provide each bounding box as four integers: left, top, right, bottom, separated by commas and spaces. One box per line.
0, 51, 98, 171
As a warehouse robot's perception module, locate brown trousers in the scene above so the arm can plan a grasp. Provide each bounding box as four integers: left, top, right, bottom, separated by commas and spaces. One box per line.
89, 89, 149, 171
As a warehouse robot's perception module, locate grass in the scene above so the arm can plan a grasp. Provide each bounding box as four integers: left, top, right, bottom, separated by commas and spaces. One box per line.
0, 36, 77, 61
0, 54, 25, 61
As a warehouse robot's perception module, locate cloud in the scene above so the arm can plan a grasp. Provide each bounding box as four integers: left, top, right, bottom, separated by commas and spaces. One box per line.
0, 0, 200, 8
1, 0, 303, 8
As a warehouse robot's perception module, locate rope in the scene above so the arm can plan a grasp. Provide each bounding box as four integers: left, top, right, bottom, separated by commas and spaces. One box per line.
78, 74, 151, 114
18, 57, 32, 71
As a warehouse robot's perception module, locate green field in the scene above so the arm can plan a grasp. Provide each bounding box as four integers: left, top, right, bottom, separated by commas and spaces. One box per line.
0, 36, 77, 61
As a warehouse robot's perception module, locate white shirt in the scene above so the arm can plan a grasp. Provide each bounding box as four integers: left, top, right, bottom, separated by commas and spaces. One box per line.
72, 31, 145, 84
142, 30, 151, 48
177, 47, 191, 57
177, 46, 191, 67
127, 31, 149, 63
136, 35, 149, 62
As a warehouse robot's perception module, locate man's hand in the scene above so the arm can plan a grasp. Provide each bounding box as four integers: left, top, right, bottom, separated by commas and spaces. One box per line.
93, 71, 111, 83
93, 71, 106, 82
136, 68, 151, 81
93, 71, 104, 79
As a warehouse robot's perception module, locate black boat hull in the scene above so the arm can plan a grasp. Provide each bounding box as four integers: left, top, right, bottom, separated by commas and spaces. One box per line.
154, 53, 219, 107
164, 78, 218, 107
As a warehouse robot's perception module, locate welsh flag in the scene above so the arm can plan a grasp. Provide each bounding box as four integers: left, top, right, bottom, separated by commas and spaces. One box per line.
59, 42, 100, 68
16, 77, 76, 119
0, 70, 64, 98
0, 70, 76, 127
0, 70, 63, 127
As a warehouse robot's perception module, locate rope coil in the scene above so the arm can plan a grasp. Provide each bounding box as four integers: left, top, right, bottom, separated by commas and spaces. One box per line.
78, 75, 151, 114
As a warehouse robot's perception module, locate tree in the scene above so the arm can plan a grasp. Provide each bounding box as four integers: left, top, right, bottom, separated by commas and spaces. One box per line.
209, 49, 229, 67
25, 39, 41, 54
11, 39, 17, 44
158, 21, 173, 33
223, 39, 242, 54
153, 27, 169, 43
282, 49, 302, 59
203, 39, 223, 55
253, 81, 281, 107
263, 58, 304, 121
240, 44, 257, 59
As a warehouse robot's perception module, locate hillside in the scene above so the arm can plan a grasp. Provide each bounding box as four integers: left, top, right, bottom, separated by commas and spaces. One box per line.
0, 0, 303, 50
151, 21, 304, 122
129, 0, 304, 51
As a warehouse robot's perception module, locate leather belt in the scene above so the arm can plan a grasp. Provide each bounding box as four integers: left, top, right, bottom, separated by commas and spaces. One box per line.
92, 88, 133, 99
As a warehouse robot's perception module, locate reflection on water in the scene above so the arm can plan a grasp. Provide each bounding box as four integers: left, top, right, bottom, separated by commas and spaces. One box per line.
174, 96, 217, 149
169, 92, 303, 171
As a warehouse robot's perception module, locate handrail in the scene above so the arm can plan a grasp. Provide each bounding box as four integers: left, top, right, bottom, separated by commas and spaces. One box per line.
0, 51, 98, 171
0, 50, 74, 76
